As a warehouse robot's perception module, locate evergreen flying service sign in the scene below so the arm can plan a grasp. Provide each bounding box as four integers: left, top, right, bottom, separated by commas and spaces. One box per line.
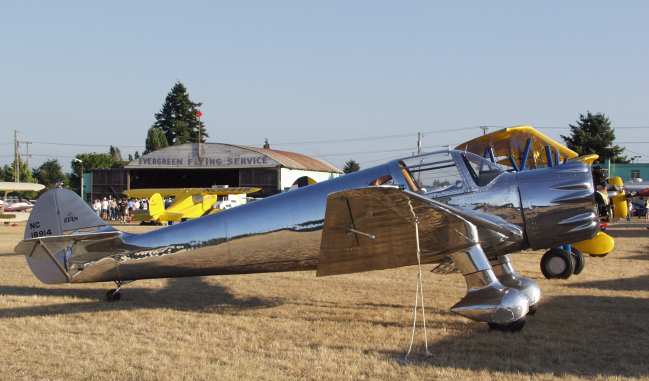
126, 143, 279, 169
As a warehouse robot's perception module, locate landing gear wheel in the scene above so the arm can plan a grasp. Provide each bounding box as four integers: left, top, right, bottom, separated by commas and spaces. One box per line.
571, 248, 585, 275
488, 318, 526, 332
540, 248, 575, 279
105, 289, 121, 302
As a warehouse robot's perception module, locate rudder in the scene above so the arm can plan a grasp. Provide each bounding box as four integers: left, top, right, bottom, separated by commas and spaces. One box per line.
25, 188, 108, 240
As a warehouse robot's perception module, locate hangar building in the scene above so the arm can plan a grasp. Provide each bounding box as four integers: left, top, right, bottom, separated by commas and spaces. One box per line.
86, 143, 341, 200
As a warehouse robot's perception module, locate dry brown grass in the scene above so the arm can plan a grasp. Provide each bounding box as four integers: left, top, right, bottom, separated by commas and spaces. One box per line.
1, 223, 648, 380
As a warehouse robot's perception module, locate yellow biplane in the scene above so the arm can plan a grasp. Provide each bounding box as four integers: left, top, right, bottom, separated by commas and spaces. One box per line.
457, 125, 616, 278
124, 187, 260, 224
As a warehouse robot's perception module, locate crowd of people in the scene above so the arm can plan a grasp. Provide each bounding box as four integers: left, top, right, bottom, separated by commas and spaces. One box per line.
92, 197, 149, 223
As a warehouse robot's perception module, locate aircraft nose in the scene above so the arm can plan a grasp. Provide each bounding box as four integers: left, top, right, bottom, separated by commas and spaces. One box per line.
516, 160, 598, 249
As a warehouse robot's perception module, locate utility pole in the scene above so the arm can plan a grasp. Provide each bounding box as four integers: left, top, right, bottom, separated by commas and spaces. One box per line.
416, 132, 422, 155
13, 130, 20, 183
24, 141, 31, 168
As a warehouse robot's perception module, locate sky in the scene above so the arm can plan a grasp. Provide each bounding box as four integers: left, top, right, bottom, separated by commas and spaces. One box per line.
1, 1, 648, 171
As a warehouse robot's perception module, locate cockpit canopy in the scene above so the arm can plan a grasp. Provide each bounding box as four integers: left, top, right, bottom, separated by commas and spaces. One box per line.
399, 150, 504, 196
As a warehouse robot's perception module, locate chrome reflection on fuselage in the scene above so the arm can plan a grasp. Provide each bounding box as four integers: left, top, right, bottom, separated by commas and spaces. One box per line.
62, 149, 597, 283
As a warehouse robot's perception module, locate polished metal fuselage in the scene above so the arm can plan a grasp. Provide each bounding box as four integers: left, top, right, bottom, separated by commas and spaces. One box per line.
65, 150, 598, 283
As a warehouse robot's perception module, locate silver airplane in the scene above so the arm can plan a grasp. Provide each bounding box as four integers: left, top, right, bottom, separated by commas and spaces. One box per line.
15, 149, 598, 331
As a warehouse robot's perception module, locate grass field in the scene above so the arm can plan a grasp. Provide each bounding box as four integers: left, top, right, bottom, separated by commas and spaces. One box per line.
1, 223, 648, 380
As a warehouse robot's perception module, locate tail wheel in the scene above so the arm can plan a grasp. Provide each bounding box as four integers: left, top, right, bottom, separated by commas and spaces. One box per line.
540, 248, 575, 279
571, 248, 585, 275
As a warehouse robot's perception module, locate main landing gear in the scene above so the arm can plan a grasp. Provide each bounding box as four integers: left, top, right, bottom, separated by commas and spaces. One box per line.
540, 246, 584, 279
105, 281, 131, 301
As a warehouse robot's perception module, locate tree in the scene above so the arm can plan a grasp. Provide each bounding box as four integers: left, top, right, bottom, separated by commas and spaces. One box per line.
144, 126, 169, 154
153, 82, 207, 145
134, 151, 140, 159
109, 146, 123, 162
343, 159, 360, 174
2, 159, 34, 183
69, 152, 116, 194
34, 159, 66, 188
561, 112, 628, 163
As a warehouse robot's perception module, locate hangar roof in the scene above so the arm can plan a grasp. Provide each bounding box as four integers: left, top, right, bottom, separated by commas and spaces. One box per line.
126, 143, 341, 173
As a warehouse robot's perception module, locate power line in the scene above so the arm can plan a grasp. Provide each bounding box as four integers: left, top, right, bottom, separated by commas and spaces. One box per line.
28, 141, 144, 148
537, 126, 649, 130
270, 126, 479, 146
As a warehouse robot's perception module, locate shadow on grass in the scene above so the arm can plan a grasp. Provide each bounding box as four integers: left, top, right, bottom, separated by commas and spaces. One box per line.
625, 253, 649, 261
569, 274, 649, 291
378, 294, 649, 378
605, 226, 649, 238
0, 276, 281, 319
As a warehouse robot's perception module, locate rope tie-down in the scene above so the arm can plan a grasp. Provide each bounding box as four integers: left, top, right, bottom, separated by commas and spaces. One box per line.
405, 199, 431, 359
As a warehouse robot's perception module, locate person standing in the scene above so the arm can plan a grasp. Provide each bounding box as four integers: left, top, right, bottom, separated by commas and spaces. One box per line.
101, 197, 108, 220
627, 199, 633, 222
93, 199, 101, 216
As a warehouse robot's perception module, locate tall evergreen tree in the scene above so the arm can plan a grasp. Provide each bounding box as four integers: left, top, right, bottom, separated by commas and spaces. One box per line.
561, 112, 628, 163
343, 159, 360, 174
153, 82, 207, 145
145, 126, 169, 154
34, 159, 65, 188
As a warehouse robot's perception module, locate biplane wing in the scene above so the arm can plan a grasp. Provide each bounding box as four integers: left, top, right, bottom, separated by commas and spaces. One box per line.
456, 125, 579, 170
124, 187, 260, 199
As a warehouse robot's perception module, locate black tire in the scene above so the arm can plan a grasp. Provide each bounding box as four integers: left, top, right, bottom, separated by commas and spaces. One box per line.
571, 248, 585, 275
540, 248, 575, 279
488, 318, 526, 332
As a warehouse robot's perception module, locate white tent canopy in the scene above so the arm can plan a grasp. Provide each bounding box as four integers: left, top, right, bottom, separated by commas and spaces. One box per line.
0, 182, 45, 192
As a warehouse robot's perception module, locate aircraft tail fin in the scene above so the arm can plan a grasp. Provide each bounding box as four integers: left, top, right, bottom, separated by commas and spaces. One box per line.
24, 188, 110, 240
17, 189, 120, 284
147, 192, 165, 218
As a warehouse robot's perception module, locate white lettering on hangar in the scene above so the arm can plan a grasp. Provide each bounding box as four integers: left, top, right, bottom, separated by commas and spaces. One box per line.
137, 156, 269, 167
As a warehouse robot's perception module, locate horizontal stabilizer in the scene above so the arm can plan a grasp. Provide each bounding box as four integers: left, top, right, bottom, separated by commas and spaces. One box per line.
17, 188, 123, 284
15, 230, 123, 284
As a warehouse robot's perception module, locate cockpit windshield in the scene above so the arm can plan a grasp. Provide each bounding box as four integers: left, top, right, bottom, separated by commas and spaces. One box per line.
461, 151, 504, 186
401, 152, 468, 195
399, 150, 504, 194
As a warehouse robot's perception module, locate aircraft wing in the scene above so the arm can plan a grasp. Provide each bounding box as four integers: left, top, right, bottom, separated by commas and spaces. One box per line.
456, 125, 579, 168
317, 186, 522, 276
125, 187, 260, 198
